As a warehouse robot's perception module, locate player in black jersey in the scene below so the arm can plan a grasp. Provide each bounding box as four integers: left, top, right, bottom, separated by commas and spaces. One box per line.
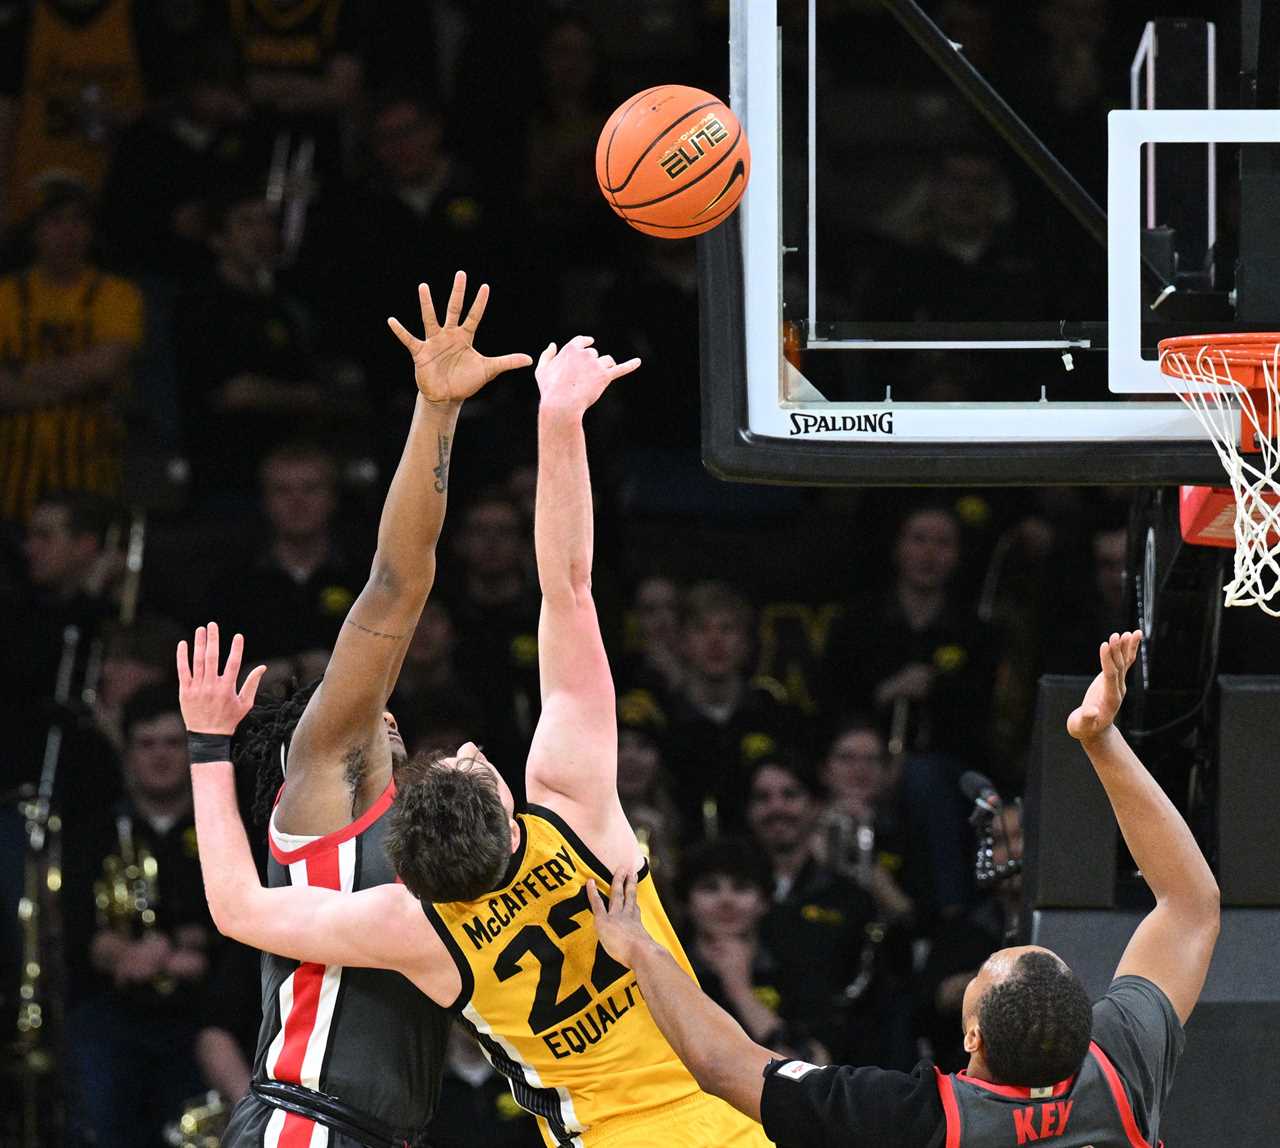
590, 630, 1219, 1148
211, 272, 530, 1148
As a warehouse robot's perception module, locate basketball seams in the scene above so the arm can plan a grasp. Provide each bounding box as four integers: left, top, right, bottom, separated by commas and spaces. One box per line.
602, 85, 665, 206
596, 84, 749, 237
610, 125, 744, 211
605, 96, 723, 194
625, 195, 742, 235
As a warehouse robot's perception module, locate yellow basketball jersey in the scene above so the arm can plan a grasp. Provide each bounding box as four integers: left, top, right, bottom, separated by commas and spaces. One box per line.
11, 0, 146, 220
0, 267, 142, 519
426, 805, 769, 1147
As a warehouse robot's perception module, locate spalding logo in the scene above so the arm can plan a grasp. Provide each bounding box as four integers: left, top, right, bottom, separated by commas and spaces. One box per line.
659, 113, 730, 179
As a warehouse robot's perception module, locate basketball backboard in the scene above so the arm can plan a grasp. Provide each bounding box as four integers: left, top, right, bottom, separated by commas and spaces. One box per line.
699, 0, 1280, 486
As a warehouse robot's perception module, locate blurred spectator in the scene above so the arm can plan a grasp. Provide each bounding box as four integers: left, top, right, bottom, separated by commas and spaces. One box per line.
1043, 524, 1129, 673
0, 178, 143, 521
864, 149, 1045, 395
823, 503, 999, 771
815, 717, 917, 931
918, 800, 1025, 1070
61, 685, 217, 1148
193, 939, 260, 1107
616, 573, 685, 697
664, 581, 799, 839
745, 757, 882, 1065
177, 186, 363, 496
678, 837, 827, 1064
523, 12, 616, 266
227, 0, 369, 176
425, 1027, 543, 1148
321, 87, 521, 420
0, 491, 118, 714
616, 688, 682, 883
93, 614, 184, 750
99, 40, 268, 278
438, 488, 541, 795
0, 0, 147, 227
823, 503, 1000, 916
386, 599, 484, 753
205, 440, 360, 675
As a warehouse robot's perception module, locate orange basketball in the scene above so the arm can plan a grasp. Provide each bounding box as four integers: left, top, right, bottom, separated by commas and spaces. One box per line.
595, 85, 751, 238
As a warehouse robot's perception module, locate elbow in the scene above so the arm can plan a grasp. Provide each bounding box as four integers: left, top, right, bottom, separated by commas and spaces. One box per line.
686, 1047, 727, 1098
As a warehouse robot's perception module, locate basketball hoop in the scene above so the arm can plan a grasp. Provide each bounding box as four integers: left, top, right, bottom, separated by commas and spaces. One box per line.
1159, 333, 1280, 614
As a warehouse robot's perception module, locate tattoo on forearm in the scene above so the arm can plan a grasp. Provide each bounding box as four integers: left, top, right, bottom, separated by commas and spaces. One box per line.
433, 433, 452, 493
344, 618, 408, 640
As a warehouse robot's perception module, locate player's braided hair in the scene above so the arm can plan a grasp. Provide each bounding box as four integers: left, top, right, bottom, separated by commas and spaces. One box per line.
234, 678, 322, 825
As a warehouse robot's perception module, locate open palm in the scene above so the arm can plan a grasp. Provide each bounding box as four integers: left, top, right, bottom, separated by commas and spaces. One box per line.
1067, 630, 1142, 741
388, 271, 531, 404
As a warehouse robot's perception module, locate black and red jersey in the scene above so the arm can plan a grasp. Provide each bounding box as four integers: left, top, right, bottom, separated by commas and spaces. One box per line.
223, 781, 450, 1148
935, 1041, 1162, 1148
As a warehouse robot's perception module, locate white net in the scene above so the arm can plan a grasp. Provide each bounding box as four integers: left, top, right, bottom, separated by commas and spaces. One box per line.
1159, 341, 1280, 615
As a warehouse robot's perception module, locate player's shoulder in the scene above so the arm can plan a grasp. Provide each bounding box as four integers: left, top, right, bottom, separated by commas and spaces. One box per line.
523, 797, 641, 881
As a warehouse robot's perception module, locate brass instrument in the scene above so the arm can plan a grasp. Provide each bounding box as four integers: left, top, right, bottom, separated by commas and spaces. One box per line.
94, 816, 174, 995
8, 625, 79, 1148
164, 1091, 229, 1148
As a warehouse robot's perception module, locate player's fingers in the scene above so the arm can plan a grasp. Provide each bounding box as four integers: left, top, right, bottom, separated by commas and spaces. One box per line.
624, 868, 638, 910
418, 282, 441, 337
461, 282, 489, 333
176, 640, 191, 689
444, 270, 467, 327
485, 352, 535, 380
608, 357, 643, 381
586, 878, 604, 915
223, 632, 245, 683
192, 626, 207, 684
597, 355, 616, 370
237, 663, 269, 708
386, 316, 419, 350
569, 335, 595, 349
205, 621, 221, 681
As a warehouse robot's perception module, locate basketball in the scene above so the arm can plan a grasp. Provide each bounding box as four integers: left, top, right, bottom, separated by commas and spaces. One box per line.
595, 85, 751, 238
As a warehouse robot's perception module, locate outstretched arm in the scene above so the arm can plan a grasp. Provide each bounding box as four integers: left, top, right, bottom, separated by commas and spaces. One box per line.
524, 339, 639, 842
1068, 631, 1220, 1024
589, 871, 773, 1122
281, 274, 530, 833
178, 626, 434, 974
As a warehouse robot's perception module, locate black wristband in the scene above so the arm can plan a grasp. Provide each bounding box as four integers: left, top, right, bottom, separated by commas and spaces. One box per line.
188, 732, 232, 764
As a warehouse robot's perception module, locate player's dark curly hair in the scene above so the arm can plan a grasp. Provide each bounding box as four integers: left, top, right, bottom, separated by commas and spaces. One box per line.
233, 679, 322, 825
386, 752, 511, 904
978, 951, 1093, 1086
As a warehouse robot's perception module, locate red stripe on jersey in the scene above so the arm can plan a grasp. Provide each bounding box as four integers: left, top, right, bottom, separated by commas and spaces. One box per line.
269, 846, 346, 1145
270, 781, 396, 864
954, 1071, 1075, 1099
1090, 1041, 1154, 1148
934, 1067, 962, 1148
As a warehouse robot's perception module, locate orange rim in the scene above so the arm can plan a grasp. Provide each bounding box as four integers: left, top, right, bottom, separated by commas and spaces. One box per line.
1159, 333, 1280, 390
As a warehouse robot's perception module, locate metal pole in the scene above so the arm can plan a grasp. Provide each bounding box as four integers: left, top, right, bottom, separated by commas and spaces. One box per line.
878, 0, 1172, 294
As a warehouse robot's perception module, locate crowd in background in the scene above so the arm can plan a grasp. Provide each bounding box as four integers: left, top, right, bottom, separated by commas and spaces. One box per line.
0, 1, 1251, 1146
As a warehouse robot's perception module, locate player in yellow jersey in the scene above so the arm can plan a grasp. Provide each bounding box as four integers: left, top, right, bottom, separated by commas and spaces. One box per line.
181, 310, 774, 1147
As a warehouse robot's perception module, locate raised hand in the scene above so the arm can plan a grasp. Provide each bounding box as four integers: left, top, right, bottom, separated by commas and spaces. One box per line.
387, 271, 532, 404
176, 622, 268, 736
587, 868, 651, 968
1067, 630, 1143, 743
534, 335, 641, 416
